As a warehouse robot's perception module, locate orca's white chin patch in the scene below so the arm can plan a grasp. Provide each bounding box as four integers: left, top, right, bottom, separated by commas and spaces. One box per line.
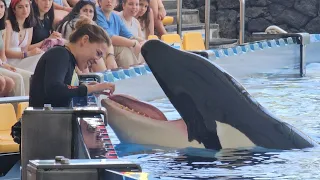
102, 95, 255, 150
216, 121, 255, 149
101, 95, 205, 149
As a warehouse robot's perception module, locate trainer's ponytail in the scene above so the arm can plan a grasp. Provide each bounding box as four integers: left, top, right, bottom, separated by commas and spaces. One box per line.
69, 16, 111, 46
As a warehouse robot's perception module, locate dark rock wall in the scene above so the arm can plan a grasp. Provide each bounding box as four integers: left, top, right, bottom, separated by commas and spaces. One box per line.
183, 0, 320, 40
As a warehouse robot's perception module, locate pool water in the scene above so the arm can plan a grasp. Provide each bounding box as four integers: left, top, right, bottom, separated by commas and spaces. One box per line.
107, 63, 320, 179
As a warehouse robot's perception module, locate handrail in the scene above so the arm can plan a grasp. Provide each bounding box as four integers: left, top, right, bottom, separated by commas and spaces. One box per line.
178, 0, 245, 47
252, 32, 310, 77
239, 0, 245, 45
265, 25, 288, 34
0, 96, 29, 104
205, 0, 210, 49
177, 0, 182, 37
204, 0, 245, 48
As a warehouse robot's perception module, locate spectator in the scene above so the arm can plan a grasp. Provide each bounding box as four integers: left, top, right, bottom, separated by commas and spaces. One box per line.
135, 0, 153, 39
5, 0, 44, 72
118, 0, 145, 41
96, 0, 144, 69
30, 0, 64, 50
150, 0, 167, 36
52, 0, 72, 25
56, 0, 96, 39
0, 0, 32, 96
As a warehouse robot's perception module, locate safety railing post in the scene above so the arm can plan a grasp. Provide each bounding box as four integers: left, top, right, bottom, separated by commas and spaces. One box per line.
177, 0, 182, 37
205, 0, 210, 49
239, 0, 245, 44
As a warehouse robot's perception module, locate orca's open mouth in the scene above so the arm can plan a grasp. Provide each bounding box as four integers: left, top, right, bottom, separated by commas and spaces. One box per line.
108, 94, 168, 121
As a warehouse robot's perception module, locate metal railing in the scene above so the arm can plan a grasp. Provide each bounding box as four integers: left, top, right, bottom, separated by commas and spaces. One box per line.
177, 0, 182, 37
0, 96, 29, 104
239, 0, 245, 45
205, 0, 210, 49
252, 32, 310, 77
265, 25, 288, 34
177, 0, 246, 49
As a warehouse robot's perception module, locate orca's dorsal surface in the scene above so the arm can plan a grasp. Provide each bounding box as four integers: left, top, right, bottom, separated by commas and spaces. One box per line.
141, 40, 318, 150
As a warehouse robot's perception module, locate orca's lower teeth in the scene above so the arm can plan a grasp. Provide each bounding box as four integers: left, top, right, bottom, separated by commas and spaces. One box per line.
118, 104, 149, 117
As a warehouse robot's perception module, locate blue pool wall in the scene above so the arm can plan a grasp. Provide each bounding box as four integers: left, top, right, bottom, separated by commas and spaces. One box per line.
99, 34, 320, 82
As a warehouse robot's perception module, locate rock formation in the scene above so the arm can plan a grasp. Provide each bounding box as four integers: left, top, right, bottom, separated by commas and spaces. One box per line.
183, 0, 320, 40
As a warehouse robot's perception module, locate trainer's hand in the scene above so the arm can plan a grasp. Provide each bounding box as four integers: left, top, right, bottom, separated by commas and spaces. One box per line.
87, 81, 98, 85
86, 82, 115, 95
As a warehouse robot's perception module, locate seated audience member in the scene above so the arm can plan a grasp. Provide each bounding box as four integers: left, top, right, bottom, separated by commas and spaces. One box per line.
52, 0, 72, 25
96, 0, 144, 69
135, 0, 153, 39
0, 73, 14, 97
56, 0, 96, 39
56, 0, 117, 71
0, 0, 32, 96
5, 0, 44, 72
116, 0, 155, 38
66, 0, 81, 7
118, 0, 145, 41
0, 61, 32, 96
30, 0, 64, 51
150, 0, 166, 36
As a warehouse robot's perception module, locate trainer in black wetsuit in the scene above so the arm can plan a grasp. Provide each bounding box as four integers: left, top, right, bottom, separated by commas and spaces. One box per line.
29, 46, 87, 107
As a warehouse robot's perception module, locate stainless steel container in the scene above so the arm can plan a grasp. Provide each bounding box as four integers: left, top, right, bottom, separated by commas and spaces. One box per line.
21, 106, 108, 180
26, 158, 141, 180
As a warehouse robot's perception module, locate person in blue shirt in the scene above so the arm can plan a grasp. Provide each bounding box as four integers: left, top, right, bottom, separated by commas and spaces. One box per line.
96, 0, 145, 69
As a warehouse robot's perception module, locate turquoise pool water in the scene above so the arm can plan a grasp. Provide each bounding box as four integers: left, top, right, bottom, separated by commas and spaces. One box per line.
107, 63, 320, 179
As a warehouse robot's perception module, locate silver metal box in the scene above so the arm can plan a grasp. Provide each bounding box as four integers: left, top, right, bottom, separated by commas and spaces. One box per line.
21, 107, 108, 180
26, 158, 141, 180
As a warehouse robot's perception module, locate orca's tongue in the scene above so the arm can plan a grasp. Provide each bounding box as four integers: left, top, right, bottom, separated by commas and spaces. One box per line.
109, 94, 168, 121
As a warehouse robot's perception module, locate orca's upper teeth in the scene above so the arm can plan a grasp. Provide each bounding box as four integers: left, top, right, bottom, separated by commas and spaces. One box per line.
117, 103, 154, 118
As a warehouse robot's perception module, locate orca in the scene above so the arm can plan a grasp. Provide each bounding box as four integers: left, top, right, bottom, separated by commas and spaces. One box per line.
135, 40, 318, 150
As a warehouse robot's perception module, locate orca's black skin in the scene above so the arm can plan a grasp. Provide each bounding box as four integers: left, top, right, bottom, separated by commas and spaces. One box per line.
141, 40, 318, 150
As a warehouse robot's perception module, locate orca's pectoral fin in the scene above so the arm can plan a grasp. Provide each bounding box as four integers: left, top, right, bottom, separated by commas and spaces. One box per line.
159, 80, 222, 150
185, 107, 222, 150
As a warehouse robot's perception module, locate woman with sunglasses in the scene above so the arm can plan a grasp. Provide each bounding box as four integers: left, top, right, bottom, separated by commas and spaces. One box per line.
29, 17, 115, 107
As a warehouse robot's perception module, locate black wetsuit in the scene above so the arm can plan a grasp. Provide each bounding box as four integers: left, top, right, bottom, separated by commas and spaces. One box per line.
29, 46, 87, 107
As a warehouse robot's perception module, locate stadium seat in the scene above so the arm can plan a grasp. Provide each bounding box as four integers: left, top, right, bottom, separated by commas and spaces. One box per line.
16, 102, 29, 120
162, 16, 174, 26
182, 32, 205, 51
148, 35, 159, 40
0, 103, 19, 153
161, 34, 182, 49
